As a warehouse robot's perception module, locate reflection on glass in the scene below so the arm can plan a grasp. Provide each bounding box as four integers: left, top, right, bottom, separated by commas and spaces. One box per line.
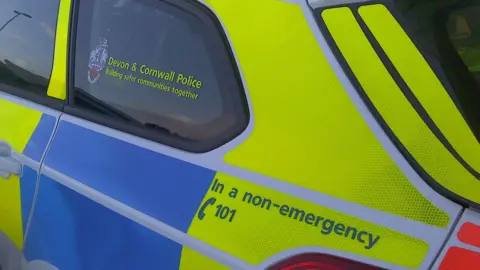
447, 6, 480, 82
74, 0, 237, 141
0, 0, 60, 95
0, 10, 32, 32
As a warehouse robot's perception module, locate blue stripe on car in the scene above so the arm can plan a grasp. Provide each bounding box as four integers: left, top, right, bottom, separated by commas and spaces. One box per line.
24, 114, 56, 162
24, 176, 183, 270
43, 121, 214, 232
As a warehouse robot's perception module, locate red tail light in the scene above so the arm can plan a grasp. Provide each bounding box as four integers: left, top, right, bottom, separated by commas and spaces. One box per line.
267, 253, 383, 270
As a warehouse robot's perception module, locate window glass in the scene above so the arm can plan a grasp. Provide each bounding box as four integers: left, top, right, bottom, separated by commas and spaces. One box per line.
0, 0, 59, 95
74, 0, 247, 149
0, 0, 59, 96
446, 6, 480, 83
393, 0, 480, 139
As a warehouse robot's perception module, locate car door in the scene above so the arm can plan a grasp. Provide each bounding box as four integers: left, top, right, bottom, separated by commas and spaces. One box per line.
21, 0, 249, 269
0, 0, 63, 269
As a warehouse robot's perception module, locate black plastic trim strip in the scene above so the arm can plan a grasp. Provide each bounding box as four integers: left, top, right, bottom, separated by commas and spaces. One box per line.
66, 0, 78, 106
0, 84, 64, 111
313, 3, 476, 208
66, 0, 250, 153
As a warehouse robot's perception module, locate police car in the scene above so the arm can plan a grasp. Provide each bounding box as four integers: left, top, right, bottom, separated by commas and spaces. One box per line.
0, 0, 479, 269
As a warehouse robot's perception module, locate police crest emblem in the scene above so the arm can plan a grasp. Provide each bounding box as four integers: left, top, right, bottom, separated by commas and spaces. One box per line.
88, 37, 109, 84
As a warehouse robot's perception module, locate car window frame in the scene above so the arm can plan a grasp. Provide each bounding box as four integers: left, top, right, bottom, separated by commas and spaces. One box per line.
65, 0, 250, 153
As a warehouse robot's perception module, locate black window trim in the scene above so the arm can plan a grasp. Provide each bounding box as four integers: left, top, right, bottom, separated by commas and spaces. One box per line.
0, 83, 65, 111
66, 0, 250, 153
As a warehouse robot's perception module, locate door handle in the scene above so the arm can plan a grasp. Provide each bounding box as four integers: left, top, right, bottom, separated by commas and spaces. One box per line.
0, 141, 22, 179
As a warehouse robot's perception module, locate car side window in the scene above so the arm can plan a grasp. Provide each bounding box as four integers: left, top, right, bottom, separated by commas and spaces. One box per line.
0, 0, 59, 98
71, 0, 249, 153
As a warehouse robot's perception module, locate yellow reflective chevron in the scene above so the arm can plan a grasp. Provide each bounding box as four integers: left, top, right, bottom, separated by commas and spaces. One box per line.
322, 6, 480, 203
187, 173, 429, 268
358, 4, 480, 177
0, 175, 23, 250
0, 99, 42, 249
47, 0, 71, 100
206, 0, 448, 226
0, 101, 42, 153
